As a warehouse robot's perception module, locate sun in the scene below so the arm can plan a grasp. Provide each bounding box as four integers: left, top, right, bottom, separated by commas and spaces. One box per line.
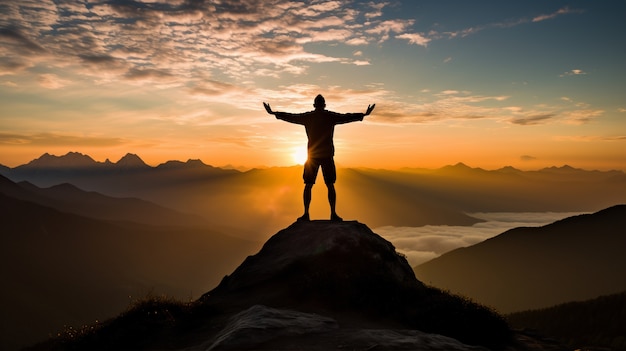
292, 147, 308, 165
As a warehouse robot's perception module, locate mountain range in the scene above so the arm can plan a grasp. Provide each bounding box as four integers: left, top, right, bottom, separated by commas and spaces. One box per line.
2, 152, 625, 238
414, 205, 626, 313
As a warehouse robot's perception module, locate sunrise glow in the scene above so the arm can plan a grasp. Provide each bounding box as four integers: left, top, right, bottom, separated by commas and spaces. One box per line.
0, 1, 624, 170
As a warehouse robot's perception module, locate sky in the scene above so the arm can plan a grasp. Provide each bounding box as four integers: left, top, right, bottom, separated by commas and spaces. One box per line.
1, 0, 625, 170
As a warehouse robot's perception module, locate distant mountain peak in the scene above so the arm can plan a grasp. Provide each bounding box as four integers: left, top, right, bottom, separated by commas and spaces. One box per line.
156, 159, 210, 170
438, 162, 485, 174
115, 153, 149, 168
541, 164, 582, 172
498, 165, 521, 172
186, 159, 208, 167
26, 151, 96, 168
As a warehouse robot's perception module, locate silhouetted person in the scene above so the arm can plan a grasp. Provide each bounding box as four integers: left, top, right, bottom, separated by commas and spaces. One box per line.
264, 94, 375, 221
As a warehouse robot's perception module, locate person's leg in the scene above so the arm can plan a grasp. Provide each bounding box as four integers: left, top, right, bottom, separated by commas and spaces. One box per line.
321, 158, 342, 221
300, 158, 319, 221
299, 183, 313, 221
326, 183, 342, 221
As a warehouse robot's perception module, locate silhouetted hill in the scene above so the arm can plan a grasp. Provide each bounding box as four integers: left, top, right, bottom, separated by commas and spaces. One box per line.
414, 205, 626, 313
29, 221, 516, 351
0, 174, 208, 227
507, 290, 626, 351
0, 192, 260, 351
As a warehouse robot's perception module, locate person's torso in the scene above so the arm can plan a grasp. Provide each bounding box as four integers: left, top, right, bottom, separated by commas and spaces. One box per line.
303, 110, 337, 158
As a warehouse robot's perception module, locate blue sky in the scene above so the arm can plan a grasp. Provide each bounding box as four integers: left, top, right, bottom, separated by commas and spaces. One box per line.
1, 0, 625, 169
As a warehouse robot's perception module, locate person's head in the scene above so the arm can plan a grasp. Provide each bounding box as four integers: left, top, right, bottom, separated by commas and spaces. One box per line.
313, 94, 326, 110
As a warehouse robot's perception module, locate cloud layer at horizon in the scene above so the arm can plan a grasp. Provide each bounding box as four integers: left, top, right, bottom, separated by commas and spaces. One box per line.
375, 211, 585, 267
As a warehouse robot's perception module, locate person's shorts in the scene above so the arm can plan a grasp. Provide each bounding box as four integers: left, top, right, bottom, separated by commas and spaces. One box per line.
303, 157, 336, 184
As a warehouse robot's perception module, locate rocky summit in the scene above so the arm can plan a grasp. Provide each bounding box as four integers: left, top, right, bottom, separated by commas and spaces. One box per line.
203, 220, 425, 313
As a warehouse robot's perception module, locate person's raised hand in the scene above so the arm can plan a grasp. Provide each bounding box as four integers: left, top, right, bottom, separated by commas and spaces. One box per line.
365, 104, 376, 116
263, 102, 274, 115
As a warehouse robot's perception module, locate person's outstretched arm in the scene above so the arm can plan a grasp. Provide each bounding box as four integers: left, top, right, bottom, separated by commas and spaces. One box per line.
333, 103, 376, 124
263, 102, 275, 115
263, 102, 306, 125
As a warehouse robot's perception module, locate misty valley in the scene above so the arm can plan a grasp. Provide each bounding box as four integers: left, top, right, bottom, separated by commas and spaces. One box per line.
1, 152, 625, 350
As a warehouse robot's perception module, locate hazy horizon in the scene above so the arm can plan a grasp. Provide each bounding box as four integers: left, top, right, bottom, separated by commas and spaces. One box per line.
2, 151, 625, 172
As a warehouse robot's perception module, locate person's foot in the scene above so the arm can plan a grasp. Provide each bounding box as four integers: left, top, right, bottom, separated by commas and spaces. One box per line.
297, 213, 310, 222
330, 213, 343, 222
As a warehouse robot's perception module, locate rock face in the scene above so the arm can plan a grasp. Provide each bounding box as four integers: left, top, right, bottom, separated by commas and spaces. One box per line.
203, 305, 339, 350
205, 304, 489, 351
200, 221, 511, 350
204, 220, 424, 315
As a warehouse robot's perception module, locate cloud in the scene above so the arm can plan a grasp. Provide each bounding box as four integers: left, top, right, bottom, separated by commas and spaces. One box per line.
0, 27, 47, 55
560, 69, 587, 77
561, 109, 604, 125
438, 6, 581, 40
0, 132, 127, 146
396, 32, 430, 46
369, 91, 515, 125
38, 73, 71, 89
364, 1, 389, 19
510, 114, 556, 126
555, 135, 626, 142
532, 6, 581, 22
375, 212, 585, 266
520, 155, 537, 161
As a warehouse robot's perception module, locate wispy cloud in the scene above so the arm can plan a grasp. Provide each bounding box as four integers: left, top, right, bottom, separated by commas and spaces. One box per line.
0, 132, 127, 146
396, 32, 430, 47
438, 6, 581, 40
520, 155, 537, 161
510, 114, 556, 126
560, 69, 587, 77
532, 6, 582, 22
555, 135, 626, 142
38, 73, 71, 89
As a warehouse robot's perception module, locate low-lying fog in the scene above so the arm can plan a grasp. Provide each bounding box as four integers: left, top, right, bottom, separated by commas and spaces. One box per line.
375, 212, 585, 266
